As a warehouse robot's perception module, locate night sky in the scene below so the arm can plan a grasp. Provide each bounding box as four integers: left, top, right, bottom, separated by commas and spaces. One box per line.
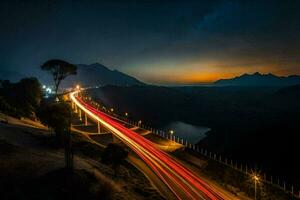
1, 0, 300, 84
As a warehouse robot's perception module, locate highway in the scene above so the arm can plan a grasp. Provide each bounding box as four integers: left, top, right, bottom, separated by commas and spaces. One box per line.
70, 90, 226, 200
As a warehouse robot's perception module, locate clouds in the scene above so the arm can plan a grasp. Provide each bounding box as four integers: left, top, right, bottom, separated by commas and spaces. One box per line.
0, 0, 300, 84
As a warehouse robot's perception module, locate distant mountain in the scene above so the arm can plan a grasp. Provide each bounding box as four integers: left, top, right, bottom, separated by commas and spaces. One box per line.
62, 63, 145, 87
0, 69, 26, 82
214, 72, 300, 86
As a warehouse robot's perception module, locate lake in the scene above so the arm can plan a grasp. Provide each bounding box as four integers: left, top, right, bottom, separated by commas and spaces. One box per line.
164, 121, 210, 144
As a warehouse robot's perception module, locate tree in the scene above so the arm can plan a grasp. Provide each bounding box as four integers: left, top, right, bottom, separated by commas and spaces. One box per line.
41, 59, 77, 95
37, 101, 73, 169
0, 78, 42, 118
101, 143, 129, 177
37, 101, 71, 139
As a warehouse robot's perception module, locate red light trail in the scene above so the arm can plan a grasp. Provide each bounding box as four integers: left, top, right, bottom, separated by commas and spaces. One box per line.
70, 91, 226, 200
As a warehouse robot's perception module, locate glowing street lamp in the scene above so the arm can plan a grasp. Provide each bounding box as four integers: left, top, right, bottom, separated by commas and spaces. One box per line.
251, 173, 260, 200
110, 108, 114, 112
76, 85, 80, 90
125, 112, 128, 117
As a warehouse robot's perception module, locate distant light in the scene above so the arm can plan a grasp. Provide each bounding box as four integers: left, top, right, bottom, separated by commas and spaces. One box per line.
138, 120, 142, 124
76, 85, 80, 90
125, 112, 128, 116
110, 108, 114, 112
170, 130, 174, 135
46, 88, 52, 94
42, 85, 46, 89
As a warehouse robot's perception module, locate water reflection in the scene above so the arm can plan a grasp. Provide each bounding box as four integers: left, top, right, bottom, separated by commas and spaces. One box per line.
165, 121, 210, 144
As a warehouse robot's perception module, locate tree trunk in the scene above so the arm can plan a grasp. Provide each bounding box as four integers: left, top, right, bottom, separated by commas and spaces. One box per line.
64, 125, 73, 170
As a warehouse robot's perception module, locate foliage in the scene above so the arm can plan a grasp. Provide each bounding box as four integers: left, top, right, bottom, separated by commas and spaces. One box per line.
37, 101, 72, 138
41, 59, 77, 95
0, 78, 42, 118
101, 143, 128, 176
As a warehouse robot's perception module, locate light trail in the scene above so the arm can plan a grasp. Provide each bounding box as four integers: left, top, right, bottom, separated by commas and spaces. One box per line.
70, 91, 225, 200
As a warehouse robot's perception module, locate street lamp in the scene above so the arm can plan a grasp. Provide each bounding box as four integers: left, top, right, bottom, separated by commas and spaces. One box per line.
110, 108, 114, 112
252, 173, 260, 200
76, 85, 80, 90
169, 130, 174, 140
125, 112, 128, 117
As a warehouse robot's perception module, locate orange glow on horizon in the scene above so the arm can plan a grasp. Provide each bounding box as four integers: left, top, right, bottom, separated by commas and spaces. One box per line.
127, 61, 300, 85
142, 71, 241, 85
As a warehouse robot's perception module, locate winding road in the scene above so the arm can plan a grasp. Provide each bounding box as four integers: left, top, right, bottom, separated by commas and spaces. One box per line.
70, 90, 227, 200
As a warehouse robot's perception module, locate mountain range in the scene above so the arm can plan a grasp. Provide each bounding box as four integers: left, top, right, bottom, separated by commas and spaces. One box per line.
0, 63, 145, 87
2, 65, 300, 87
214, 72, 300, 86
61, 63, 145, 87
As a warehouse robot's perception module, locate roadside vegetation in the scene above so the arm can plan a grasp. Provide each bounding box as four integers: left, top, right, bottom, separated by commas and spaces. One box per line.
0, 78, 42, 118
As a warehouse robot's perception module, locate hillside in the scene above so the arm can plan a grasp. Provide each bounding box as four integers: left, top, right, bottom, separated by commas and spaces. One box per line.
62, 63, 145, 87
214, 72, 300, 86
84, 85, 300, 187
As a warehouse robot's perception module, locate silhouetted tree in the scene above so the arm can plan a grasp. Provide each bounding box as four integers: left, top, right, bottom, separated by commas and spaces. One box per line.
0, 78, 42, 117
101, 143, 128, 177
37, 101, 73, 169
41, 59, 77, 95
37, 101, 71, 138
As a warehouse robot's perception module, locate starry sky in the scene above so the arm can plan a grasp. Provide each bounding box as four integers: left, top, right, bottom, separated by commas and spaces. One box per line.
1, 0, 300, 84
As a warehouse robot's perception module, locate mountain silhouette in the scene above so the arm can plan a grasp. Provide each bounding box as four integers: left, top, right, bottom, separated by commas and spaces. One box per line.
214, 72, 300, 86
62, 63, 145, 87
